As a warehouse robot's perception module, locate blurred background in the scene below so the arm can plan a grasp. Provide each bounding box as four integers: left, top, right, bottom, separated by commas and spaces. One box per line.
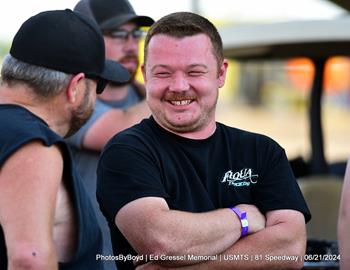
1, 0, 349, 266
1, 0, 349, 169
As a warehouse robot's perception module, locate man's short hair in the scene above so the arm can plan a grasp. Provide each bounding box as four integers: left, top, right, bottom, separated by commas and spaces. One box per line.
1, 54, 72, 98
144, 12, 224, 67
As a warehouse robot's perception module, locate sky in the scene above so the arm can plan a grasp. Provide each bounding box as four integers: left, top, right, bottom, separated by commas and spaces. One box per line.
0, 0, 346, 42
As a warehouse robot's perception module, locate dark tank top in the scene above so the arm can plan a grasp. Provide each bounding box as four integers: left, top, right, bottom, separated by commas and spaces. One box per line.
0, 104, 103, 270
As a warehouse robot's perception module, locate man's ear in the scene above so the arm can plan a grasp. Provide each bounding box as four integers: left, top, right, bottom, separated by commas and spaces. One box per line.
141, 63, 147, 83
218, 59, 229, 89
66, 73, 85, 103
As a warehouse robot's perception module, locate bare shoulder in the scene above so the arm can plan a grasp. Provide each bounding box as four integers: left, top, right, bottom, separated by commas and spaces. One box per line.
1, 139, 63, 184
2, 140, 63, 175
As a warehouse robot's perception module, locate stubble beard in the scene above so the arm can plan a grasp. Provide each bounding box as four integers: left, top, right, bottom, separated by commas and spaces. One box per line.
150, 100, 217, 135
65, 86, 94, 138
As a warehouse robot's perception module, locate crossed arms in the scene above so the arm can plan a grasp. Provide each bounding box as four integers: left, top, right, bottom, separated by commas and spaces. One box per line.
116, 197, 306, 270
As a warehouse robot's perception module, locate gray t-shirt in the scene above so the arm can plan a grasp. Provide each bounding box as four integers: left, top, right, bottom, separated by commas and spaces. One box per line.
65, 85, 142, 270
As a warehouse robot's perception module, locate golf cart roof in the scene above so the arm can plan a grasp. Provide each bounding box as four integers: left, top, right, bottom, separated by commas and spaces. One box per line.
220, 16, 350, 60
219, 17, 350, 175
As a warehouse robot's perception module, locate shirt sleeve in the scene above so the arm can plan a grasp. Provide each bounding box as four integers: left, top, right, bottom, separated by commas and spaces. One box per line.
96, 141, 169, 222
253, 136, 311, 222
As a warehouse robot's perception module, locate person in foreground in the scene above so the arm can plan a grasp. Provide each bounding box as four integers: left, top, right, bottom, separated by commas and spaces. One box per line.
97, 12, 311, 270
338, 158, 350, 269
0, 9, 129, 270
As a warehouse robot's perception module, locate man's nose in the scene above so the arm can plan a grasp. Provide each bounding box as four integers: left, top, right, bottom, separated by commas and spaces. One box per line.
169, 73, 190, 91
124, 35, 138, 52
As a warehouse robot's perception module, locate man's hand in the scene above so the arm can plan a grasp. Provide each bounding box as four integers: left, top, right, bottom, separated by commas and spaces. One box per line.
234, 204, 266, 234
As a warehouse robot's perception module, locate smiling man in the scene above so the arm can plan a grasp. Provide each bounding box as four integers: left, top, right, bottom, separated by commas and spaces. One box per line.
97, 12, 311, 270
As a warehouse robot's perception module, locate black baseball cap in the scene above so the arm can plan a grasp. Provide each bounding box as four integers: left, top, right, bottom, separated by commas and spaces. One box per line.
10, 9, 130, 93
74, 0, 154, 31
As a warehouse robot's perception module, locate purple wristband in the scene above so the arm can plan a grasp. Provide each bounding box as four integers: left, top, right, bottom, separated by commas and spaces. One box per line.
230, 207, 249, 237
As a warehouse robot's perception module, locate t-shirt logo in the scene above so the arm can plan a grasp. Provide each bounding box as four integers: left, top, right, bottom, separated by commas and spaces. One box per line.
221, 168, 258, 187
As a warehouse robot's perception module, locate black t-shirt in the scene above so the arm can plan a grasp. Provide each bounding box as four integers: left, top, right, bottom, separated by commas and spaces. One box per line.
97, 116, 311, 270
0, 104, 103, 270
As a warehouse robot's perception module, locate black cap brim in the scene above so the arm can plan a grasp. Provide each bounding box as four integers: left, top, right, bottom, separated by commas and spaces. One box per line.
100, 59, 130, 84
99, 14, 154, 30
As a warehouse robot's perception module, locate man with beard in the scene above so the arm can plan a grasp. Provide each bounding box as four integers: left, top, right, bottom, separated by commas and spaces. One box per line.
0, 9, 129, 270
97, 12, 311, 270
66, 0, 154, 268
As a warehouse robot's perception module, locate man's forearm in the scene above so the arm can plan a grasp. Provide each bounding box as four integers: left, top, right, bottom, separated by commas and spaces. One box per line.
138, 210, 306, 270
177, 210, 306, 270
82, 101, 151, 151
121, 207, 242, 265
132, 206, 243, 268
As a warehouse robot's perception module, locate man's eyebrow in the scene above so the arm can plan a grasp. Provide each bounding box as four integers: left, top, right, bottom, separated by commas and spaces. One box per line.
188, 64, 208, 70
149, 63, 209, 74
150, 65, 171, 72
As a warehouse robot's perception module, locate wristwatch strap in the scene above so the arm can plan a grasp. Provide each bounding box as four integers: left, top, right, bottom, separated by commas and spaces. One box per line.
230, 207, 249, 237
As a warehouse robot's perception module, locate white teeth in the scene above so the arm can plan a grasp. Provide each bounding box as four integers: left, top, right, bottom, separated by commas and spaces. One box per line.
170, 100, 191, 106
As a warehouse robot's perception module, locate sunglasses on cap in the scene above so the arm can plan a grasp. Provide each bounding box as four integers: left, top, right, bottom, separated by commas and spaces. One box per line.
104, 29, 146, 41
96, 79, 108, 94
85, 74, 108, 94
